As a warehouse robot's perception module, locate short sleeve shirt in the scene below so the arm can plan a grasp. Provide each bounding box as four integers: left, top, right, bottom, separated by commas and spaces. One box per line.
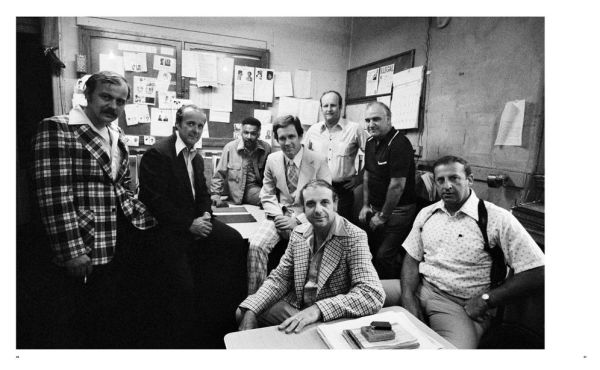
364, 128, 416, 208
402, 191, 545, 299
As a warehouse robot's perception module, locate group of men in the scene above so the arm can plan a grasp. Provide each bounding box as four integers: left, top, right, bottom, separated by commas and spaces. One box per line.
30, 71, 544, 350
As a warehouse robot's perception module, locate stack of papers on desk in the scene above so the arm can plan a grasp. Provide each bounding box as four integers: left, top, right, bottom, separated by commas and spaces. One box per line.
212, 206, 257, 223
316, 311, 444, 349
342, 323, 419, 349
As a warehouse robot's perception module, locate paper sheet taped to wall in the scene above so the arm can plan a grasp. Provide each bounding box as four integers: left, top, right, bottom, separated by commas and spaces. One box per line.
390, 66, 424, 130
494, 99, 525, 146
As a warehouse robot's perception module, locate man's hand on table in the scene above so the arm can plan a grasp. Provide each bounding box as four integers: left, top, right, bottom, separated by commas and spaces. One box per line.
278, 305, 322, 334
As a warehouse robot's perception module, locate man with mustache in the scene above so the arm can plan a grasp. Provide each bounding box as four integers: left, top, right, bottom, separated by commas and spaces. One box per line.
383, 155, 544, 348
138, 104, 247, 348
210, 117, 271, 207
237, 180, 384, 332
246, 115, 331, 295
32, 71, 157, 348
359, 102, 417, 279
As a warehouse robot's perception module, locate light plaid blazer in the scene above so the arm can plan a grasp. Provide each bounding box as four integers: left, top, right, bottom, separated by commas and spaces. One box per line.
32, 114, 157, 266
240, 217, 384, 322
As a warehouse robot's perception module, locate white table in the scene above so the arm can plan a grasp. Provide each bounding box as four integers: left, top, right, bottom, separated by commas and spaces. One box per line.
224, 306, 456, 349
213, 203, 266, 240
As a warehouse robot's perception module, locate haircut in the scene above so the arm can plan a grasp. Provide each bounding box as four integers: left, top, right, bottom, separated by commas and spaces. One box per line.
366, 101, 391, 119
241, 116, 261, 129
319, 90, 343, 107
273, 115, 303, 141
84, 71, 130, 100
299, 179, 338, 206
432, 155, 472, 177
175, 104, 205, 127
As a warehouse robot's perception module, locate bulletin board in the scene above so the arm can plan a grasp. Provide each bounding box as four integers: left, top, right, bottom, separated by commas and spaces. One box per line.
78, 27, 270, 151
345, 49, 415, 105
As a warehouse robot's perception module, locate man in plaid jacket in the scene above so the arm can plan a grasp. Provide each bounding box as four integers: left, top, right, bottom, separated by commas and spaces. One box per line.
237, 180, 384, 333
32, 71, 156, 348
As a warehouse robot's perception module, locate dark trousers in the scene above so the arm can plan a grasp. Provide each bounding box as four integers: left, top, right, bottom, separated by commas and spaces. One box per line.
137, 218, 247, 349
366, 203, 416, 279
333, 180, 356, 222
31, 207, 136, 349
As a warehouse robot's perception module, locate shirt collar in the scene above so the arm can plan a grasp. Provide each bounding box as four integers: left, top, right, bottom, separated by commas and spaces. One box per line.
298, 213, 348, 241
175, 131, 202, 156
236, 137, 266, 153
68, 105, 119, 133
284, 146, 304, 168
432, 190, 479, 221
319, 118, 347, 133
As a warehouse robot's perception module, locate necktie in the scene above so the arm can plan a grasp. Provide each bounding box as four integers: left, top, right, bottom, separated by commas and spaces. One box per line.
187, 148, 197, 199
287, 161, 298, 194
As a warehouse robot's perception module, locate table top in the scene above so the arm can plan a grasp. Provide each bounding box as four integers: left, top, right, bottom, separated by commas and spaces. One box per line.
213, 203, 266, 240
224, 306, 455, 349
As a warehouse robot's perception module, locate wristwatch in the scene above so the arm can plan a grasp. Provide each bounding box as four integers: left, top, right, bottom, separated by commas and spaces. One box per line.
481, 293, 491, 308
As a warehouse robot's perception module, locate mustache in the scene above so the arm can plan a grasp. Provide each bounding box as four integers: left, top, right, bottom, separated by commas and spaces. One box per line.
101, 108, 118, 116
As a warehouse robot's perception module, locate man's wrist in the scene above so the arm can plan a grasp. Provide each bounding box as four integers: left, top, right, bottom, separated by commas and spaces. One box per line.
377, 212, 389, 221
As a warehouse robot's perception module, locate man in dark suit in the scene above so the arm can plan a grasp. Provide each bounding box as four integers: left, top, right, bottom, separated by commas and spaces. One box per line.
32, 71, 157, 348
138, 104, 246, 348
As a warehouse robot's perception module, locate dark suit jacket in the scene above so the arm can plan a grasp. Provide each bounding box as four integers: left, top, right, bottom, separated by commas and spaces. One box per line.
139, 134, 212, 246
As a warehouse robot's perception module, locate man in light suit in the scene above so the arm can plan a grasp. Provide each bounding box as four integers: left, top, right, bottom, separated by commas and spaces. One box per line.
246, 115, 332, 295
237, 180, 384, 332
32, 71, 157, 348
138, 104, 247, 348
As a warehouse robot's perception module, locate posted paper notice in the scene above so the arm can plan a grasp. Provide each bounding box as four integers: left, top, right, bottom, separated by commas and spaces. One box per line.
494, 100, 525, 146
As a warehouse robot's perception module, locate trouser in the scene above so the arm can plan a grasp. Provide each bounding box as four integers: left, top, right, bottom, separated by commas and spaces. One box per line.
247, 219, 288, 295
332, 180, 356, 222
381, 279, 492, 349
138, 218, 247, 349
367, 203, 416, 279
38, 206, 135, 349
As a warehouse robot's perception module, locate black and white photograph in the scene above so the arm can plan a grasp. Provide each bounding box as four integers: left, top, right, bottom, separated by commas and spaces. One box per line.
9, 4, 599, 370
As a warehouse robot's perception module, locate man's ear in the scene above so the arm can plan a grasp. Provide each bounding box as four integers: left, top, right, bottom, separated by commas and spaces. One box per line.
467, 174, 475, 186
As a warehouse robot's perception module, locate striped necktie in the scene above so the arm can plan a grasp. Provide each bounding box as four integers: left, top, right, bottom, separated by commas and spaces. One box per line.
287, 160, 298, 194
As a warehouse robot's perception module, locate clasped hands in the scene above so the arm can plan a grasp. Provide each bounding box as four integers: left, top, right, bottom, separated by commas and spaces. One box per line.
189, 212, 212, 239
358, 205, 387, 231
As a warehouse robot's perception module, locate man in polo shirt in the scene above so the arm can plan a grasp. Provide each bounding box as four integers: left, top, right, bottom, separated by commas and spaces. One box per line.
211, 117, 272, 206
236, 180, 384, 332
384, 155, 544, 348
358, 102, 417, 279
303, 90, 367, 220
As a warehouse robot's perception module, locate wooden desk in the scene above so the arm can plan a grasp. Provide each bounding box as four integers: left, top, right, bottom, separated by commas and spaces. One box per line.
224, 306, 455, 349
213, 204, 265, 240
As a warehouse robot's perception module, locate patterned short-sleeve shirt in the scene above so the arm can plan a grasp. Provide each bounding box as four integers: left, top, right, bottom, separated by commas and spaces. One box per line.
402, 191, 544, 299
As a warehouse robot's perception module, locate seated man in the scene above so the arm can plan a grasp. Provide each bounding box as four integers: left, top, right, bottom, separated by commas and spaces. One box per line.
237, 180, 384, 332
383, 155, 545, 349
246, 115, 331, 295
211, 117, 272, 207
138, 104, 247, 348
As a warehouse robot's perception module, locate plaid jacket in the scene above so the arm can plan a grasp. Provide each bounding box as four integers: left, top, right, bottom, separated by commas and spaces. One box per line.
240, 217, 384, 322
32, 113, 157, 266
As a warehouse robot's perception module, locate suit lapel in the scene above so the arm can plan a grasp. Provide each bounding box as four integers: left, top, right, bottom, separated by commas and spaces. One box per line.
293, 237, 311, 306
275, 152, 291, 198
316, 236, 344, 297
75, 124, 113, 180
114, 130, 129, 182
192, 153, 204, 194
173, 148, 195, 202
295, 150, 314, 199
